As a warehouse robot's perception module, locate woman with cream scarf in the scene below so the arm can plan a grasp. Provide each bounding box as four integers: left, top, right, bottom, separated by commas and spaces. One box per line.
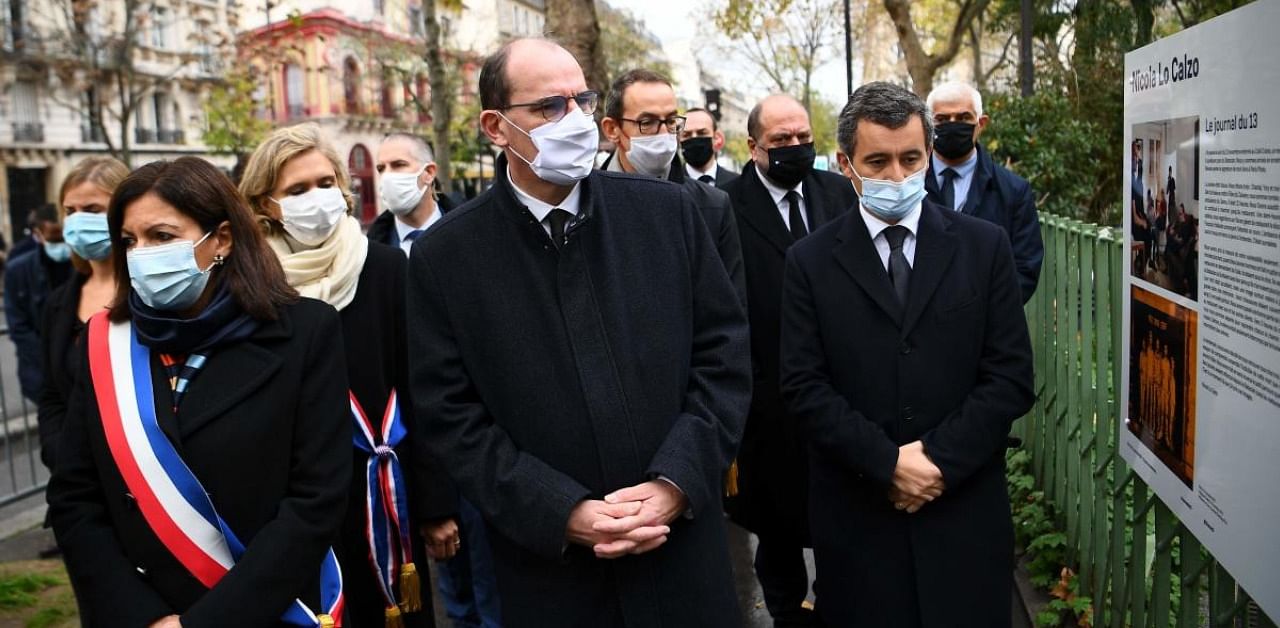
239, 123, 457, 628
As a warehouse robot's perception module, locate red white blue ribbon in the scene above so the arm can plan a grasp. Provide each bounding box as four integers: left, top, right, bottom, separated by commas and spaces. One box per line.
350, 390, 414, 611
88, 313, 345, 626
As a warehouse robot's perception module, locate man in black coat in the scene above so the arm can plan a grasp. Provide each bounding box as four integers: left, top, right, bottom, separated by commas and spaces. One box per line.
599, 68, 746, 304
406, 38, 751, 627
779, 81, 1034, 627
680, 107, 738, 189
720, 93, 855, 626
4, 203, 72, 401
369, 133, 456, 254
925, 81, 1043, 303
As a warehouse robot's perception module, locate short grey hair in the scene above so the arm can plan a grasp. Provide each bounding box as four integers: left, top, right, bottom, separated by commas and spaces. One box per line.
926, 81, 983, 118
837, 82, 934, 157
382, 132, 435, 165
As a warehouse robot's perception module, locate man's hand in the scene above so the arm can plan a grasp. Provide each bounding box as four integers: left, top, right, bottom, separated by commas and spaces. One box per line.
421, 517, 460, 560
891, 441, 945, 513
149, 616, 181, 628
566, 499, 669, 559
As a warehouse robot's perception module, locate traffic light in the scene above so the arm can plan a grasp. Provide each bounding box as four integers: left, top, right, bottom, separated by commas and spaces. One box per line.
704, 89, 721, 121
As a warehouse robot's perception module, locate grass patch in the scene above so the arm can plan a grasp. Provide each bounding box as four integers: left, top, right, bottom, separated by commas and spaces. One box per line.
0, 560, 78, 628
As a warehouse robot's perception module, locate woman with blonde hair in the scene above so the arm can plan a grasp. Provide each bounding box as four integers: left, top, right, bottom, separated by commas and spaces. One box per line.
38, 155, 130, 473
239, 123, 455, 628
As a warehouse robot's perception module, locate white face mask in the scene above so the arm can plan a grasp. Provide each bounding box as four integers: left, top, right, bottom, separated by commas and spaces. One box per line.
273, 186, 348, 246
500, 110, 599, 186
380, 163, 430, 216
625, 133, 678, 178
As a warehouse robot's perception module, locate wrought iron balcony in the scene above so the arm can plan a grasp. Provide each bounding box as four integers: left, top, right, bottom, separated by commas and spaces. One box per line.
12, 123, 44, 142
135, 127, 157, 144
81, 125, 107, 143
158, 129, 185, 144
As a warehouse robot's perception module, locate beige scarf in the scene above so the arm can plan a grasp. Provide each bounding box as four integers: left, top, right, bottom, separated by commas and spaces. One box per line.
268, 215, 369, 311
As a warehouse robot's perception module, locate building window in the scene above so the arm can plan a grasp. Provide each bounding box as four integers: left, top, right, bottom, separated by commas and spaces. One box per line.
284, 63, 305, 118
348, 145, 376, 223
4, 0, 26, 51
408, 4, 422, 36
415, 74, 430, 124
344, 58, 361, 115
11, 78, 42, 142
380, 72, 394, 118
151, 6, 169, 49
81, 87, 106, 143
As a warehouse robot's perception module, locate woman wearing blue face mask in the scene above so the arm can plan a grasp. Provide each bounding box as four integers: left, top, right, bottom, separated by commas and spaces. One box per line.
240, 124, 452, 628
47, 157, 351, 628
38, 156, 129, 480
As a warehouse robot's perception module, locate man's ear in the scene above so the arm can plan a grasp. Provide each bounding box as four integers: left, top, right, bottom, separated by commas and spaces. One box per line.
601, 117, 624, 149
974, 114, 990, 139
713, 130, 725, 152
479, 110, 509, 148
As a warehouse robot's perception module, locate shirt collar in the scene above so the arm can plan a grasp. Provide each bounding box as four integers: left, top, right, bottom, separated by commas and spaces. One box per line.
508, 176, 582, 222
686, 161, 716, 181
754, 163, 803, 208
394, 208, 440, 241
859, 199, 923, 242
931, 149, 978, 181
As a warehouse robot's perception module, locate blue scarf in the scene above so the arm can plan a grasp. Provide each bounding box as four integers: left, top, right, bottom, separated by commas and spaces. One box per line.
129, 282, 260, 355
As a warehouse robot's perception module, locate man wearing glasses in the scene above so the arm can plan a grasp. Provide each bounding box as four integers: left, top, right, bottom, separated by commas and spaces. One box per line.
600, 68, 745, 305
405, 38, 751, 627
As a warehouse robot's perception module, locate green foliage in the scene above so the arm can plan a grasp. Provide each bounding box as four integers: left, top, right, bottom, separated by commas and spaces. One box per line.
27, 606, 75, 628
0, 573, 61, 610
201, 69, 272, 159
983, 91, 1118, 225
597, 2, 672, 91
809, 97, 839, 156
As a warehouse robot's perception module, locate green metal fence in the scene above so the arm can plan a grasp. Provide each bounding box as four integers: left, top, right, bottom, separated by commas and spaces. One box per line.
1017, 214, 1275, 627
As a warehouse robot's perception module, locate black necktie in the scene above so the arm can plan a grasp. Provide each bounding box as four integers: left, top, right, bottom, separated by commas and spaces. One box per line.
403, 229, 425, 245
884, 225, 911, 305
548, 208, 571, 248
940, 168, 959, 211
698, 175, 714, 184
786, 191, 807, 240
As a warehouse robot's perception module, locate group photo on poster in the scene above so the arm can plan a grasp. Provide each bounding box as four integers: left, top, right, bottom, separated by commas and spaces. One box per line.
1128, 286, 1199, 487
1130, 117, 1200, 300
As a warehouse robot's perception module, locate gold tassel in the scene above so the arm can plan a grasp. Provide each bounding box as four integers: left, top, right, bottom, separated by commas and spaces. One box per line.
725, 459, 740, 497
385, 604, 405, 628
398, 562, 422, 613
317, 614, 335, 628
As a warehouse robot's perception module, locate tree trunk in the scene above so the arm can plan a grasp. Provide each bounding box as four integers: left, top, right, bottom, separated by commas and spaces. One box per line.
547, 0, 606, 93
423, 0, 453, 192
1130, 0, 1156, 48
882, 0, 991, 97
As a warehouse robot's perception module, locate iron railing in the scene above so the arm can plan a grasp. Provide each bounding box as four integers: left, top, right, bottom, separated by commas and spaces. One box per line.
0, 327, 49, 508
1020, 214, 1275, 627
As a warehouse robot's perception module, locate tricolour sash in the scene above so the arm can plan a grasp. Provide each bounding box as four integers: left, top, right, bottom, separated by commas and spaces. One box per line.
350, 390, 420, 627
88, 313, 345, 627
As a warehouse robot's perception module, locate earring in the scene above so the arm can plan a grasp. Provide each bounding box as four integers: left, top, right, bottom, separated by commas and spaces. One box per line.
213, 254, 226, 266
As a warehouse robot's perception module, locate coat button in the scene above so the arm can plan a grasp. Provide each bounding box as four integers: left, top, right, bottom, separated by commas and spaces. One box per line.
900, 343, 912, 355
136, 566, 148, 578
903, 406, 914, 421
123, 493, 137, 510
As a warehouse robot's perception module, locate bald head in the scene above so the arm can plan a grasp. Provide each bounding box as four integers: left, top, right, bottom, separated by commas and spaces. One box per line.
479, 38, 583, 111
747, 94, 808, 142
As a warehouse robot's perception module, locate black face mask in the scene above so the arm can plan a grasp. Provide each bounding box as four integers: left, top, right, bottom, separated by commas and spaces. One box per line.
763, 142, 815, 188
681, 137, 715, 169
933, 121, 977, 160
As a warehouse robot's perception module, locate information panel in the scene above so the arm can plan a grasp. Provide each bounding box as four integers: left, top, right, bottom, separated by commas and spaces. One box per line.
1122, 0, 1280, 616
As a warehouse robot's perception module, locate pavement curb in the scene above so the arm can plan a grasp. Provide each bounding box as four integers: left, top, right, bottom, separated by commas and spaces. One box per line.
0, 503, 45, 541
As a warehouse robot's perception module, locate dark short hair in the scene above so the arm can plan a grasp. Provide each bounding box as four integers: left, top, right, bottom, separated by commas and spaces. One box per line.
33, 203, 59, 225
479, 41, 517, 110
107, 157, 297, 322
605, 68, 672, 122
836, 82, 934, 157
685, 107, 717, 131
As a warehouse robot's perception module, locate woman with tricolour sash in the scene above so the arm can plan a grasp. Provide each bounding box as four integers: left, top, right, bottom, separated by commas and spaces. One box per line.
47, 157, 351, 627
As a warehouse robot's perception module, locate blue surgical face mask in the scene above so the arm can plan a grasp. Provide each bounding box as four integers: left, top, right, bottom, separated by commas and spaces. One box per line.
63, 212, 113, 261
43, 241, 72, 263
126, 233, 215, 311
848, 163, 929, 222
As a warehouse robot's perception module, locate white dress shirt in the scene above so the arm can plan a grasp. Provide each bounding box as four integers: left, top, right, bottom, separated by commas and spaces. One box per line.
509, 177, 583, 237
754, 164, 809, 232
393, 208, 442, 256
859, 201, 923, 271
686, 161, 720, 183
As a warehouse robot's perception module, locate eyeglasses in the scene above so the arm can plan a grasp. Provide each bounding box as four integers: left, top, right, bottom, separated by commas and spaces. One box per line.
620, 116, 686, 136
504, 91, 600, 121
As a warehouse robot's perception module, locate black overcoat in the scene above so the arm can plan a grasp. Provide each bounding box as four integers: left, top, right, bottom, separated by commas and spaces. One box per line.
924, 144, 1043, 303
37, 272, 89, 471
337, 242, 453, 627
720, 164, 855, 541
406, 160, 751, 628
47, 298, 352, 628
779, 200, 1035, 627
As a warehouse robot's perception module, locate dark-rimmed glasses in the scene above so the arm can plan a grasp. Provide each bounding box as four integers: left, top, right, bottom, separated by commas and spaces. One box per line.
620, 116, 687, 136
504, 91, 600, 121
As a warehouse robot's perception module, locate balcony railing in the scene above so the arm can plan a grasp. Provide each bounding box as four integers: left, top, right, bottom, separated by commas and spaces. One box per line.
81, 125, 107, 143
12, 122, 44, 142
287, 104, 305, 119
158, 129, 185, 144
135, 127, 156, 144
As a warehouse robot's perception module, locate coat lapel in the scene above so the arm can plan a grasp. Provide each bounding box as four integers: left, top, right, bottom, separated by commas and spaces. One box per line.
962, 147, 994, 216
172, 316, 289, 438
732, 166, 794, 255
832, 213, 904, 326
900, 201, 957, 336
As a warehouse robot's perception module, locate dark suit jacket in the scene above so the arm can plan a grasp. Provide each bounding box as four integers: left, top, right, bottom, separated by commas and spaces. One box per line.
665, 158, 746, 305
37, 272, 89, 472
4, 248, 72, 399
720, 163, 855, 540
48, 298, 352, 628
337, 241, 451, 627
779, 199, 1034, 627
711, 164, 738, 189
406, 157, 751, 627
365, 195, 457, 249
925, 144, 1043, 302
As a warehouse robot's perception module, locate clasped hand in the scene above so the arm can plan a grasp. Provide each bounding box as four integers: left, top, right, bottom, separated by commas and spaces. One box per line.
565, 480, 687, 559
890, 440, 945, 514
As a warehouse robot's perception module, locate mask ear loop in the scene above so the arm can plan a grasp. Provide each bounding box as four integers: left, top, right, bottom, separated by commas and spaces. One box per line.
495, 111, 538, 167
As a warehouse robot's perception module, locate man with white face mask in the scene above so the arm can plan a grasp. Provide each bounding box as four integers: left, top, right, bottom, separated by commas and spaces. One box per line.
370, 133, 455, 256
405, 38, 750, 627
599, 68, 744, 304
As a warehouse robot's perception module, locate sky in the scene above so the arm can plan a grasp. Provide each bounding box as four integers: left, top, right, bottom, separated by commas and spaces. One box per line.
603, 0, 853, 107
